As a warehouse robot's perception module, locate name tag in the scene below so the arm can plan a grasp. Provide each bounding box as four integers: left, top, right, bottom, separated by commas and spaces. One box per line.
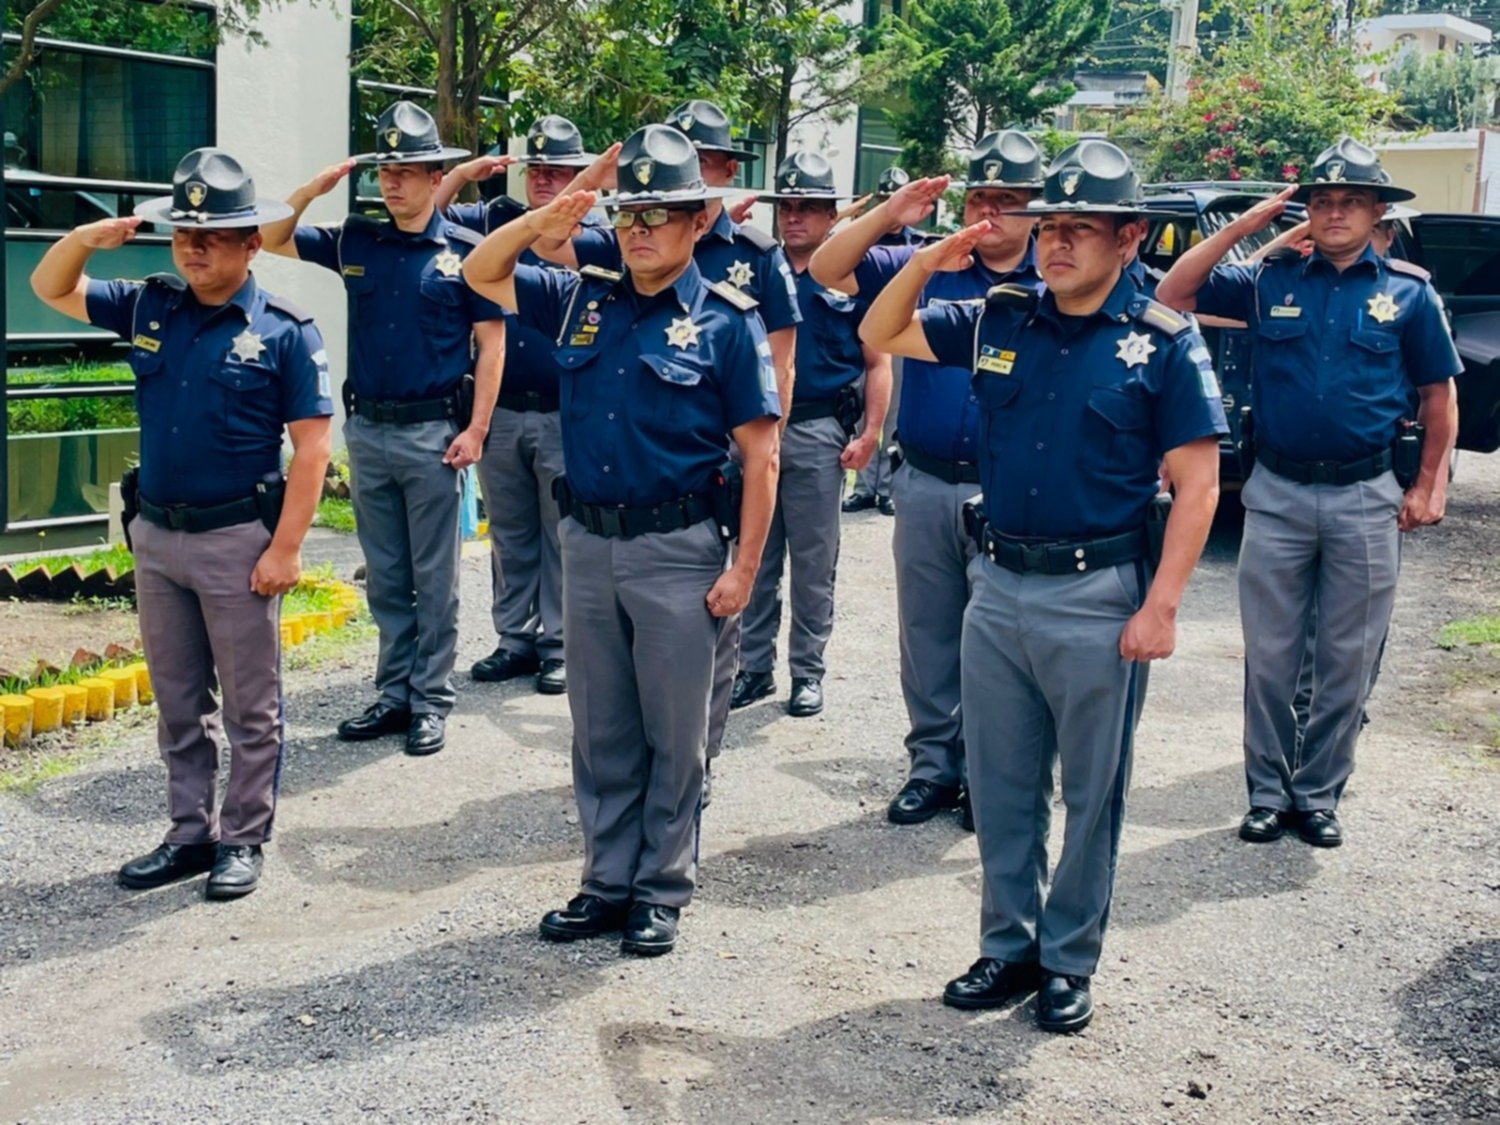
568, 334, 596, 347
1269, 305, 1302, 318
342, 264, 366, 277
977, 346, 1014, 375
132, 334, 161, 353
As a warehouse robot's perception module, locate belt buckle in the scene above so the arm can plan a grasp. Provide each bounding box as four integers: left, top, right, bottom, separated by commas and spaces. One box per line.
372, 401, 396, 424
165, 505, 190, 530
598, 507, 625, 537
1308, 461, 1338, 485
1020, 544, 1049, 572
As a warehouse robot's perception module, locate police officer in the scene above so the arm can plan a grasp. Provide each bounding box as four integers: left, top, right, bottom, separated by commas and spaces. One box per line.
732, 153, 891, 718
846, 165, 927, 515
463, 125, 781, 955
30, 149, 335, 898
433, 116, 602, 695
1157, 137, 1460, 848
862, 139, 1228, 1032
810, 130, 1045, 829
261, 101, 508, 756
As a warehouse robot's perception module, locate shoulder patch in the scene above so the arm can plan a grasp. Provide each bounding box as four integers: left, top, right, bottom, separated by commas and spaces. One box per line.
710, 279, 760, 311
264, 293, 314, 324
144, 272, 186, 292
1385, 257, 1432, 282
344, 213, 381, 232
1263, 246, 1305, 264
733, 223, 777, 253
444, 224, 483, 248
579, 264, 623, 284
1132, 298, 1192, 337
985, 283, 1037, 310
488, 196, 529, 226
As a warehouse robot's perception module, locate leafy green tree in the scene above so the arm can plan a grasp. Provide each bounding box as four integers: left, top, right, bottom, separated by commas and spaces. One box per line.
1386, 46, 1499, 131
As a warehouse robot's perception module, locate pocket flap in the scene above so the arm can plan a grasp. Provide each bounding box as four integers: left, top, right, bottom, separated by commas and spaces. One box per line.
1087, 385, 1150, 431
210, 362, 274, 392
1350, 327, 1399, 355
642, 353, 706, 386
1257, 317, 1310, 342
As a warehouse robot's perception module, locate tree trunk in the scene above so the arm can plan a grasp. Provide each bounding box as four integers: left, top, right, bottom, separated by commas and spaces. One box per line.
459, 0, 481, 154
436, 0, 460, 145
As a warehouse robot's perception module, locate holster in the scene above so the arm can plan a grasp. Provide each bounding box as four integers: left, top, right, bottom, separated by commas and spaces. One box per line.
961, 498, 986, 546
254, 472, 287, 535
889, 431, 905, 472
120, 467, 141, 551
1146, 492, 1172, 570
711, 460, 744, 544
1236, 405, 1257, 480
834, 383, 863, 439
457, 373, 476, 429
1393, 420, 1425, 490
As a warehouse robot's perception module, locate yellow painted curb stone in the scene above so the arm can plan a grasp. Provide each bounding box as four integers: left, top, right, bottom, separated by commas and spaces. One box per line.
130, 662, 154, 704
25, 687, 66, 734
59, 684, 88, 725
80, 678, 115, 722
1, 694, 35, 747
305, 611, 334, 635
283, 616, 306, 646
100, 667, 139, 708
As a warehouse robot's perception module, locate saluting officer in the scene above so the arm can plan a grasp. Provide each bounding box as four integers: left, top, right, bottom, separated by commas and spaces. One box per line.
811, 130, 1045, 830
846, 165, 926, 516
261, 101, 507, 756
433, 116, 602, 696
30, 149, 334, 898
733, 153, 892, 718
463, 125, 781, 956
1157, 138, 1459, 849
862, 140, 1228, 1032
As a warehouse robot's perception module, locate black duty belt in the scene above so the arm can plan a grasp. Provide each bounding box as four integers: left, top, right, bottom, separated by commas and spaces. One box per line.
787, 398, 838, 425
1257, 446, 1392, 487
498, 388, 560, 414
903, 444, 981, 485
351, 391, 461, 425
564, 491, 715, 540
138, 492, 263, 534
980, 525, 1147, 576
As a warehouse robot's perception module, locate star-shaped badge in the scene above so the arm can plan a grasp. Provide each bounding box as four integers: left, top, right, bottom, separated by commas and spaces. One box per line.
433, 249, 463, 277
1367, 293, 1399, 324
1115, 330, 1156, 369
726, 260, 754, 289
230, 329, 266, 364
666, 316, 702, 350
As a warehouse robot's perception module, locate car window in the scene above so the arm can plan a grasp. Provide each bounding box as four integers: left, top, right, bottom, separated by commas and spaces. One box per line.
1409, 218, 1500, 298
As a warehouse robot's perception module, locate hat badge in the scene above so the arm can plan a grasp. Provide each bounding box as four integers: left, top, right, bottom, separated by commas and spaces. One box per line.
785, 170, 799, 188
632, 157, 654, 186
1061, 170, 1083, 197
677, 112, 695, 133
185, 181, 207, 208
983, 160, 1000, 182
1325, 159, 1346, 183
532, 133, 547, 151
384, 127, 402, 150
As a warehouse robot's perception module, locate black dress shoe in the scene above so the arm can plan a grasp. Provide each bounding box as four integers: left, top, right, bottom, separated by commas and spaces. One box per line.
536, 658, 567, 695
942, 958, 1041, 1010
730, 670, 776, 710
621, 903, 680, 956
1239, 806, 1287, 843
405, 713, 446, 756
842, 492, 877, 513
887, 779, 962, 825
1037, 972, 1093, 1033
957, 789, 975, 833
205, 845, 263, 900
471, 647, 540, 683
539, 894, 630, 941
787, 677, 823, 717
876, 495, 896, 516
118, 842, 218, 890
1297, 809, 1343, 848
337, 702, 412, 742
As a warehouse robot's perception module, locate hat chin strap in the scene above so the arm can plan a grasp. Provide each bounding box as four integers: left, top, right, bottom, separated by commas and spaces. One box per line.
169, 204, 258, 223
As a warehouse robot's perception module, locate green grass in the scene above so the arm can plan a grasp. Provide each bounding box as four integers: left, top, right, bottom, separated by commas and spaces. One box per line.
7, 541, 135, 579
314, 497, 357, 533
0, 747, 94, 795
0, 655, 135, 696
1437, 616, 1500, 650
7, 361, 138, 435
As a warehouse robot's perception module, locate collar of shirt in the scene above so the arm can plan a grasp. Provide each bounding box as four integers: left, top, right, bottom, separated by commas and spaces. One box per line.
163, 273, 260, 325
706, 207, 736, 245
373, 206, 448, 245
620, 258, 706, 317
1031, 269, 1136, 331
1301, 241, 1380, 278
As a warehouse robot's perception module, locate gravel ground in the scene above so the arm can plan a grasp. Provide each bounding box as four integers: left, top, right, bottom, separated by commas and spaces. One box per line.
2, 457, 1497, 1124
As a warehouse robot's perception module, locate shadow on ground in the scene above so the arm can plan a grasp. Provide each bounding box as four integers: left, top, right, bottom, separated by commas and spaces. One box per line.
1395, 937, 1500, 1122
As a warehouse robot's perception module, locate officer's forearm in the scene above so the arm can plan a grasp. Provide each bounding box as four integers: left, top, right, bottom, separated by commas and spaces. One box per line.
433, 168, 467, 214
770, 328, 796, 418
860, 260, 936, 361
274, 417, 333, 553
468, 323, 505, 435
1156, 225, 1247, 311
462, 218, 534, 312
861, 347, 893, 437
261, 187, 319, 256
1148, 439, 1221, 615
730, 420, 780, 575
809, 203, 889, 292
1414, 378, 1458, 493
30, 229, 96, 310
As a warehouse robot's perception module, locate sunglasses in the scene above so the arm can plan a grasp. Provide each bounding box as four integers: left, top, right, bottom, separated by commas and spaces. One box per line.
607, 207, 689, 230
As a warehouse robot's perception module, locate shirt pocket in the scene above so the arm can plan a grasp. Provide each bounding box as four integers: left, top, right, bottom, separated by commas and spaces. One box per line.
642, 352, 712, 429
1087, 384, 1153, 464
1349, 327, 1399, 358
554, 344, 602, 421
209, 361, 277, 441
976, 374, 1022, 444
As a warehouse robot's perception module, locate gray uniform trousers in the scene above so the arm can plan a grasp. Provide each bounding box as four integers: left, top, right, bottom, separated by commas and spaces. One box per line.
477, 406, 566, 660
131, 516, 284, 847
962, 555, 1149, 977
892, 462, 980, 789
345, 414, 463, 716
739, 415, 847, 679
560, 516, 726, 907
853, 359, 902, 499
1240, 465, 1403, 812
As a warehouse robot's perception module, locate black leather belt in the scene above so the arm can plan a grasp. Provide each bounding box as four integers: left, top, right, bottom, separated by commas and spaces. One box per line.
138, 492, 262, 533
498, 388, 560, 413
903, 444, 981, 485
1257, 446, 1392, 486
351, 391, 461, 425
787, 398, 838, 425
563, 491, 715, 540
980, 525, 1146, 576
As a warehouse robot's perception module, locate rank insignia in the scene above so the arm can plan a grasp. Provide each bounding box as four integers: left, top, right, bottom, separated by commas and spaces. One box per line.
1115, 330, 1156, 369
977, 345, 1015, 375
726, 260, 754, 289
666, 316, 702, 350
185, 181, 207, 208
433, 249, 463, 277
1367, 293, 1399, 324
132, 334, 161, 353
230, 329, 266, 364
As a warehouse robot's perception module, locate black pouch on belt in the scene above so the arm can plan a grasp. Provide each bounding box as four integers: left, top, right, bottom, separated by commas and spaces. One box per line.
255, 471, 287, 535
456, 373, 476, 429
1147, 491, 1173, 569
120, 467, 140, 551
961, 499, 986, 546
834, 383, 863, 438
711, 459, 744, 544
1393, 419, 1425, 490
1236, 405, 1256, 480
889, 431, 905, 472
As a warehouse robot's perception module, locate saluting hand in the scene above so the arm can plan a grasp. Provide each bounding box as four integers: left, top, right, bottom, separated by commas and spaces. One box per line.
527, 190, 598, 241
835, 194, 873, 225
884, 176, 950, 229
1120, 602, 1177, 663
706, 566, 754, 618
303, 159, 357, 198
729, 194, 759, 226
572, 142, 622, 193
76, 216, 143, 249
456, 154, 516, 183
1233, 184, 1297, 237
914, 221, 992, 274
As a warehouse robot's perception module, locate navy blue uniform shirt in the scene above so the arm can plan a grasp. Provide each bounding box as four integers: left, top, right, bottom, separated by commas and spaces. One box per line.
877, 225, 932, 248
294, 208, 506, 402
790, 265, 868, 402
1194, 243, 1460, 463
922, 272, 1229, 539
513, 261, 781, 508
86, 274, 334, 507
855, 240, 1042, 464
572, 208, 803, 334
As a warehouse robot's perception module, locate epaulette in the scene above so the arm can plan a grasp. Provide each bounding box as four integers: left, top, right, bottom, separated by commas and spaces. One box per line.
1261, 246, 1304, 265
445, 224, 483, 247
344, 212, 382, 231
487, 195, 529, 225
264, 293, 314, 324
709, 279, 760, 311
733, 222, 777, 253
1385, 257, 1432, 282
985, 282, 1038, 310
1130, 297, 1193, 337
144, 272, 186, 291
579, 264, 623, 284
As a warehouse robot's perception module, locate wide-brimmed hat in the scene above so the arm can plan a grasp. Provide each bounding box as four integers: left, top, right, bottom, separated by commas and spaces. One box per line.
759, 152, 852, 201
513, 115, 596, 168
604, 124, 737, 207
663, 100, 759, 162
958, 130, 1044, 191
1291, 136, 1416, 203
1006, 140, 1148, 216
134, 148, 293, 228
353, 101, 470, 165
876, 166, 910, 197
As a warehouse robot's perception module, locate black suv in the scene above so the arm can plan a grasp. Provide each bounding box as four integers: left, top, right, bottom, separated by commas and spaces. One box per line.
1138, 182, 1500, 487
